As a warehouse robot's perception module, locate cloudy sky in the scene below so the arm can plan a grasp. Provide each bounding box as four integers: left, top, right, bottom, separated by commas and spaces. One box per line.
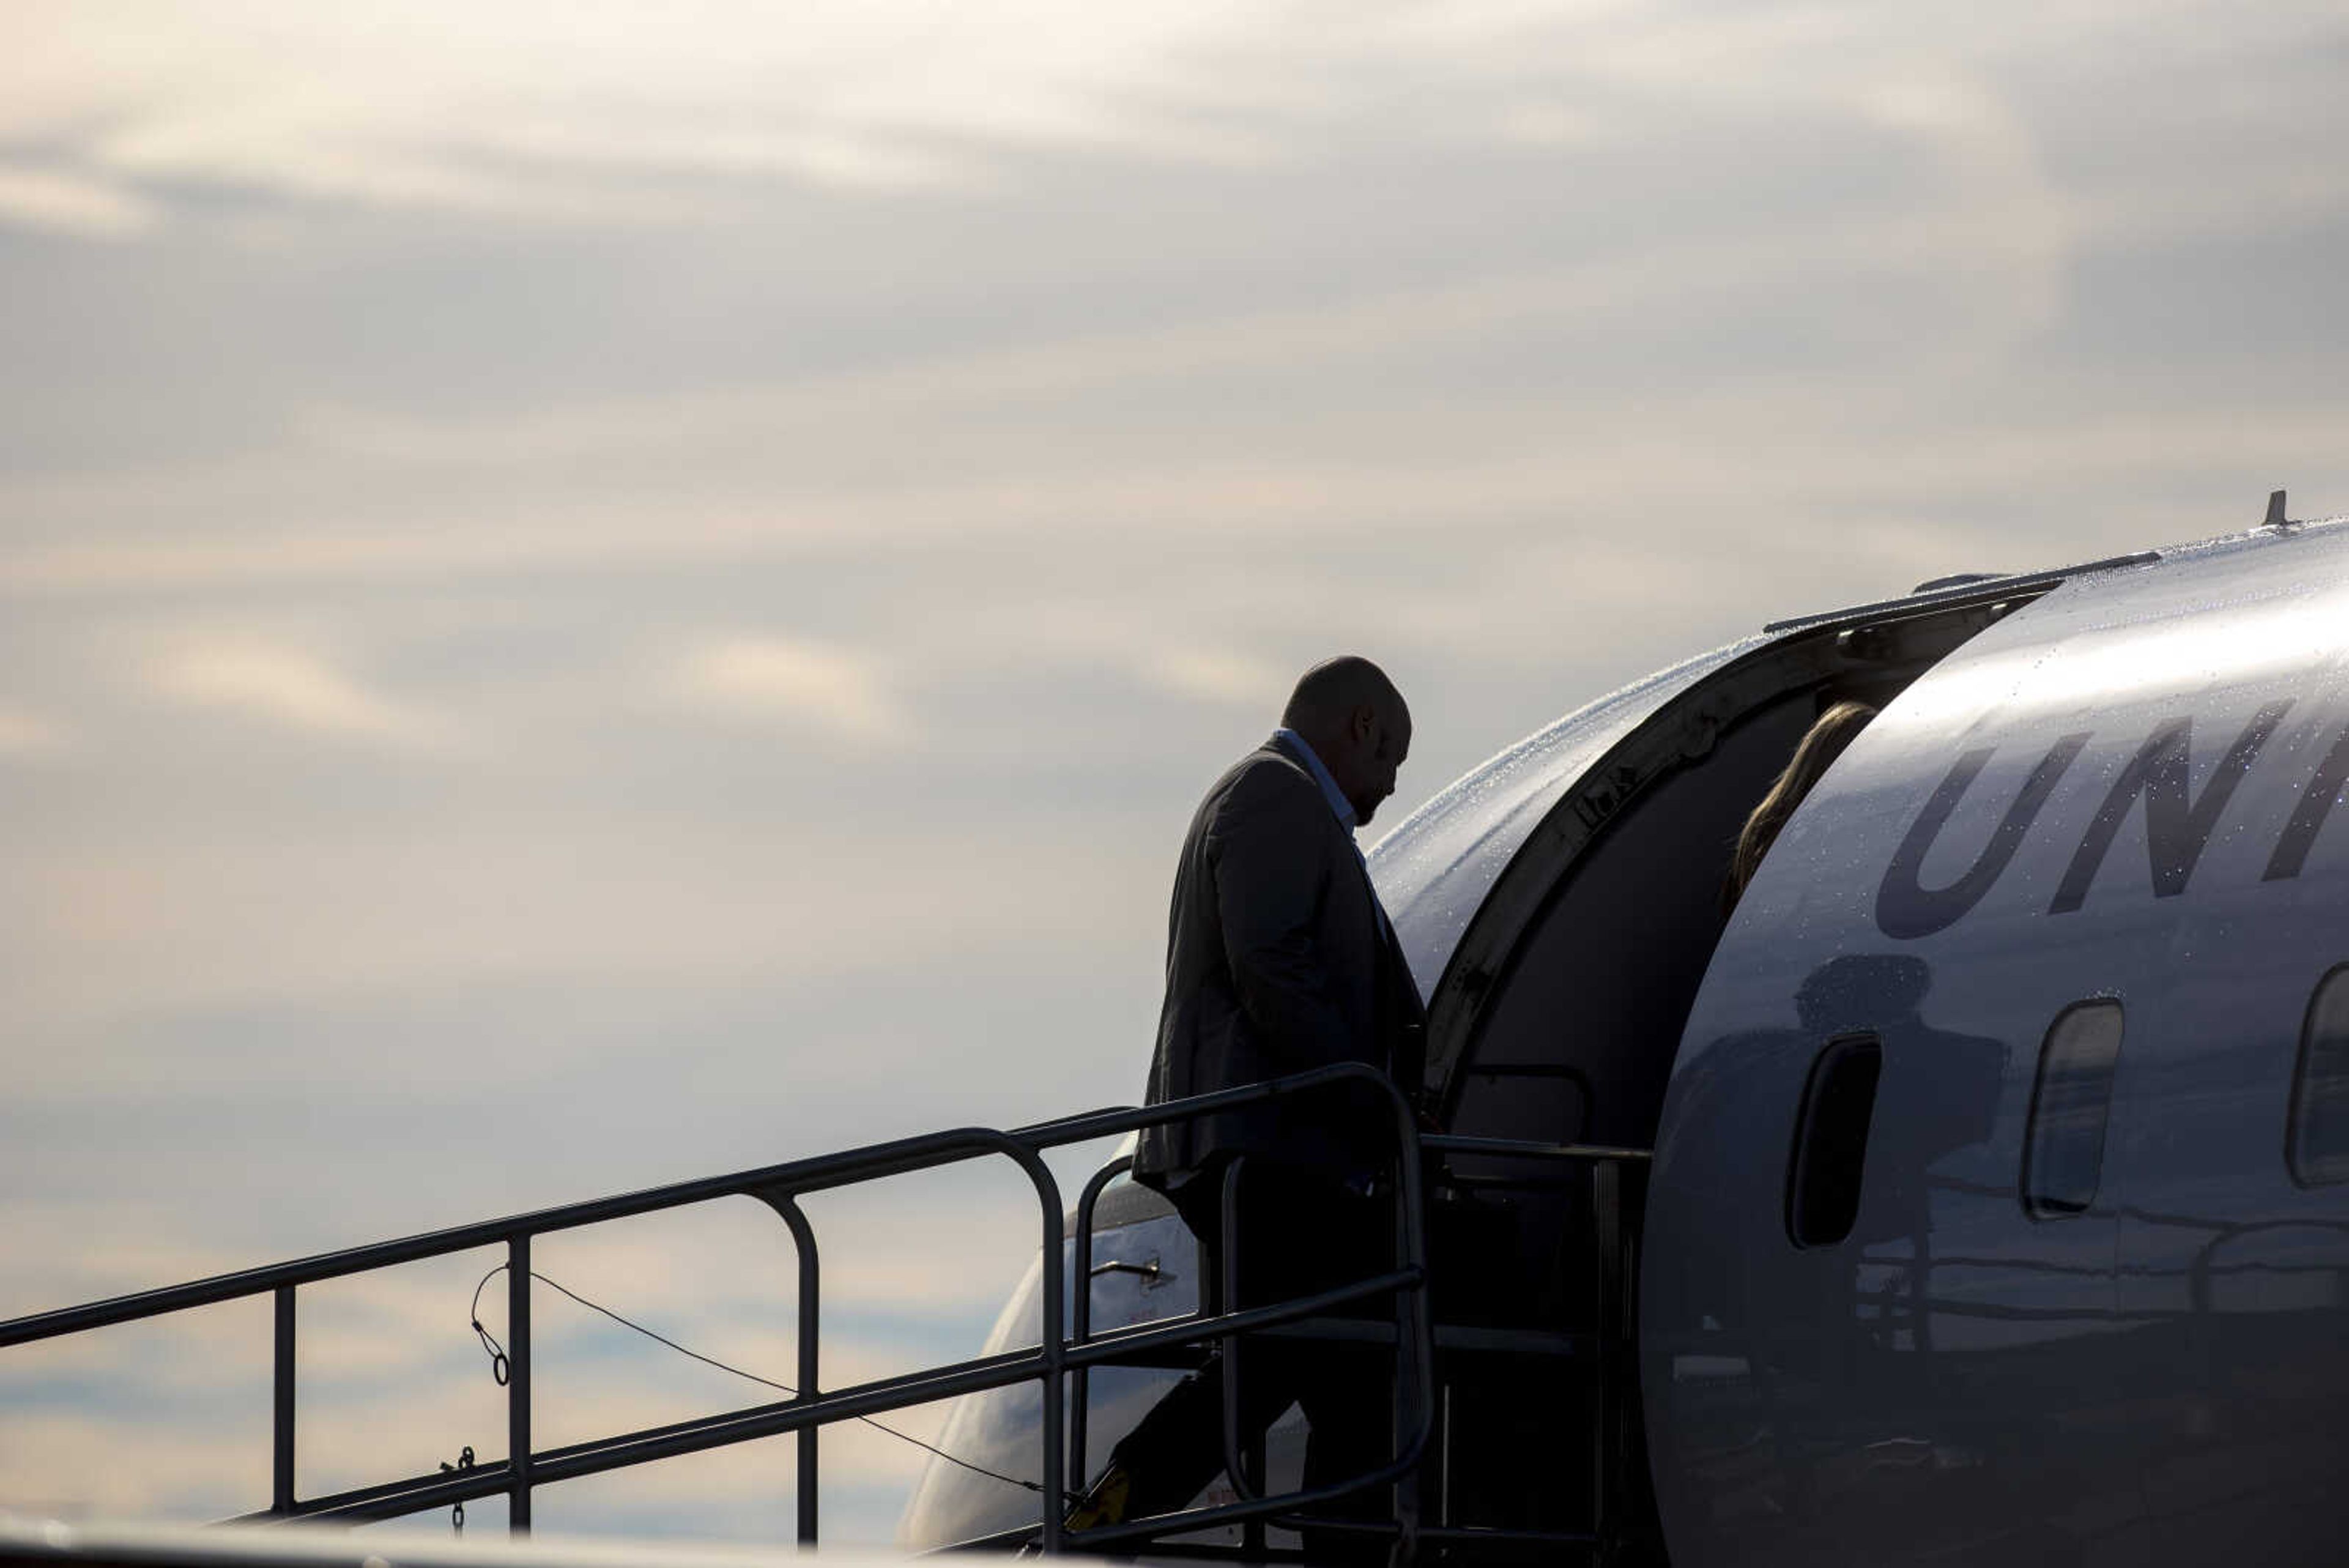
4, 0, 2347, 1545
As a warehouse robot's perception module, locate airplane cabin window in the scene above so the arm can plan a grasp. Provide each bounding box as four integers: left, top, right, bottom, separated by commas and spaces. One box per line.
2287, 964, 2349, 1186
1785, 1034, 1882, 1248
2023, 1000, 2124, 1217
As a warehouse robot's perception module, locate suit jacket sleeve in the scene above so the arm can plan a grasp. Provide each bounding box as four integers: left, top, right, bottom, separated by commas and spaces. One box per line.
1207, 775, 1361, 1071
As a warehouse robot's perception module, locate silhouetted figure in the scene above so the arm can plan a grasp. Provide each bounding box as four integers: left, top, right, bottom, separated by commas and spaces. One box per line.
1067, 657, 1428, 1563
1724, 701, 1877, 910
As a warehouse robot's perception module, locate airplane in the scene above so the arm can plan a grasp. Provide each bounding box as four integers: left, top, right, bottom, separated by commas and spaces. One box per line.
902, 496, 2349, 1568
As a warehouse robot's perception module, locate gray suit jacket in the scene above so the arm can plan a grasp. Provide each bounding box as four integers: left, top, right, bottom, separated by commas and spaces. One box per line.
1132, 734, 1428, 1192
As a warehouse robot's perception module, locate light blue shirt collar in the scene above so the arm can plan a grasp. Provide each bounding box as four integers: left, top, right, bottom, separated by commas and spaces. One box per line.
1273, 727, 1357, 836
1274, 728, 1393, 943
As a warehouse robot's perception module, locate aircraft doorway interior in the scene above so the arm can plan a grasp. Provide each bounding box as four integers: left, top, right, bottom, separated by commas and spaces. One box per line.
1412, 587, 2038, 1546
1431, 587, 2034, 1169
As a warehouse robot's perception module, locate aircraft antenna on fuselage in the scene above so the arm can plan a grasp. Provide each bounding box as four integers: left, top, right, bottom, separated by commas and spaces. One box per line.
2265, 488, 2295, 529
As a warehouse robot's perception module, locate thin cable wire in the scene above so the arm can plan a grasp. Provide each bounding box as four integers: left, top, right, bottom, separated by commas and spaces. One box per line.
467, 1265, 1055, 1499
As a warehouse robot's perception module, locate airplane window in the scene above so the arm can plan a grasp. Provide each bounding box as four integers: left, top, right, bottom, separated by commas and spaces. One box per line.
1785, 1034, 1882, 1248
2287, 964, 2349, 1186
2023, 1000, 2124, 1217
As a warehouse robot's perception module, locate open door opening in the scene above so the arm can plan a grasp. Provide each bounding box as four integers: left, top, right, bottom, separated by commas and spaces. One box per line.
1431, 586, 2044, 1157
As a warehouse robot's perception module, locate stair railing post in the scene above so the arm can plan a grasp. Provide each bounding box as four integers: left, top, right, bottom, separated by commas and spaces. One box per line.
272, 1285, 296, 1515
1393, 1087, 1431, 1567
1069, 1155, 1134, 1492
1217, 1158, 1267, 1559
508, 1234, 533, 1534
1391, 1162, 1417, 1562
1022, 1151, 1067, 1555
760, 1191, 823, 1547
1591, 1158, 1621, 1554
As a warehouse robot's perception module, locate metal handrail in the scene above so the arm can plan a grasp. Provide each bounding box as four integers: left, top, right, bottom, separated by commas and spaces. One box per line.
1403, 1133, 1647, 1557
975, 1131, 1655, 1561
0, 1063, 1429, 1558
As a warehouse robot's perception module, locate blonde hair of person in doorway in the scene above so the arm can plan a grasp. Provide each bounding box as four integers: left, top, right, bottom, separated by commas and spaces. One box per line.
1725, 700, 1879, 910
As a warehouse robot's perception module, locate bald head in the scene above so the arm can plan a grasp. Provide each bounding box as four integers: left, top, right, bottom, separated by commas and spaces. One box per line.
1282, 656, 1401, 732
1282, 656, 1412, 827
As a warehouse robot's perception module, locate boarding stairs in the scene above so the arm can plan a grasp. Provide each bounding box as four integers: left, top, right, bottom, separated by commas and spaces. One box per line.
0, 1065, 1650, 1565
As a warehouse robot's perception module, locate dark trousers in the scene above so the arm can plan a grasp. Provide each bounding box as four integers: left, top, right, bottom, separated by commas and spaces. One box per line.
1108, 1161, 1395, 1562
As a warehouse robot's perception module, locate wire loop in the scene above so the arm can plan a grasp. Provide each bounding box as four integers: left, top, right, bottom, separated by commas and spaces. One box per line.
462, 1261, 1053, 1499
469, 1312, 510, 1387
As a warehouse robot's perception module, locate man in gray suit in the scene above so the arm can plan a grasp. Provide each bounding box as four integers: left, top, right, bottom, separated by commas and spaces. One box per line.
1068, 656, 1428, 1556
